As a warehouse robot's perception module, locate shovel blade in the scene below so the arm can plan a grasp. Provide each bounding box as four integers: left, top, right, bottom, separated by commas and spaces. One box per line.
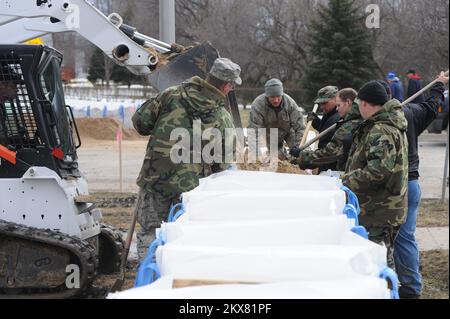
148, 41, 219, 92
110, 276, 125, 293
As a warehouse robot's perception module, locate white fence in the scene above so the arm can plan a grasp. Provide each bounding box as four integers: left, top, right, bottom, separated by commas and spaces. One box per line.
63, 85, 157, 101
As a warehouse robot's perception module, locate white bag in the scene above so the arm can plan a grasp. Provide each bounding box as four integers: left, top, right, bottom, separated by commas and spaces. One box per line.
182, 190, 346, 222
162, 215, 354, 247
156, 236, 387, 283
108, 275, 390, 299
197, 170, 341, 192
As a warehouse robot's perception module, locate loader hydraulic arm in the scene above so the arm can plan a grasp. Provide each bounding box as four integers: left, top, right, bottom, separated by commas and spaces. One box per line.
0, 0, 172, 75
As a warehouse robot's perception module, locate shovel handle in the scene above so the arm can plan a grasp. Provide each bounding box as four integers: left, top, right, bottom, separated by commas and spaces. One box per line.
110, 206, 139, 293
117, 203, 139, 276
300, 104, 319, 147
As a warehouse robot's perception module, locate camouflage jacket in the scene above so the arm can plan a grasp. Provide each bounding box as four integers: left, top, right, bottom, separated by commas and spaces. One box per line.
342, 99, 409, 227
132, 76, 235, 198
248, 94, 305, 149
295, 102, 362, 171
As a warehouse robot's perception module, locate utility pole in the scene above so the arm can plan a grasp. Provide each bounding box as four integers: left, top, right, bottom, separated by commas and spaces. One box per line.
159, 0, 176, 44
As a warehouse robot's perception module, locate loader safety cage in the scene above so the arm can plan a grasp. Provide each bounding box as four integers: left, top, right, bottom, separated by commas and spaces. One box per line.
0, 44, 81, 179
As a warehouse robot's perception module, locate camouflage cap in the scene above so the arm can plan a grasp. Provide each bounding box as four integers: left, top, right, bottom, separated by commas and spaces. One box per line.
314, 86, 339, 104
209, 58, 242, 85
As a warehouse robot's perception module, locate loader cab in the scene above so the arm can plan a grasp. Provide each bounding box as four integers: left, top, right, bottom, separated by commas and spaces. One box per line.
0, 44, 81, 179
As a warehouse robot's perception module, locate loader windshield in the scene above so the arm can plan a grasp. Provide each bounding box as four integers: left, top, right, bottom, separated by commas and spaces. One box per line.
40, 57, 75, 162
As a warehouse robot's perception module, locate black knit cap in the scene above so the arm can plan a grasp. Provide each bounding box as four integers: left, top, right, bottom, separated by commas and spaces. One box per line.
358, 80, 389, 106
376, 80, 392, 98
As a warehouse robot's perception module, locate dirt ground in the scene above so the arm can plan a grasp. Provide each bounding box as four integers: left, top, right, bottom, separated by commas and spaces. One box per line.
76, 118, 144, 141
89, 193, 138, 296
93, 192, 449, 299
417, 199, 449, 228
421, 250, 449, 299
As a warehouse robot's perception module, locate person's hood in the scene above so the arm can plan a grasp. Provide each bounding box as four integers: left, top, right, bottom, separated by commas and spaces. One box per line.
409, 73, 422, 81
366, 99, 408, 132
344, 102, 361, 121
179, 76, 226, 114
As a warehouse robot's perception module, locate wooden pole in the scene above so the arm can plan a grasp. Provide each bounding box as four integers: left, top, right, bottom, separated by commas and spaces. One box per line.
299, 123, 336, 152
118, 123, 123, 193
300, 103, 319, 147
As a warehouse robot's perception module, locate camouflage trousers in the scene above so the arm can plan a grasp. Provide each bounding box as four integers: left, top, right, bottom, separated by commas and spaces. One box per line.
367, 225, 400, 271
135, 188, 180, 264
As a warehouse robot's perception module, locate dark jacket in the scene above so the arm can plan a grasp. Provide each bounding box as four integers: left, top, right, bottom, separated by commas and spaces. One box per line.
311, 107, 341, 148
407, 75, 425, 104
311, 107, 341, 171
403, 82, 445, 181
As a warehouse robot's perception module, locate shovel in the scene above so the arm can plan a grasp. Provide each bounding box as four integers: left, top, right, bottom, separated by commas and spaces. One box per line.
148, 41, 220, 92
110, 205, 139, 293
300, 103, 319, 147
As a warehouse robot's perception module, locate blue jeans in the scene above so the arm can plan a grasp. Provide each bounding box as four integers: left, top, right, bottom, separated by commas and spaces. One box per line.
394, 180, 422, 295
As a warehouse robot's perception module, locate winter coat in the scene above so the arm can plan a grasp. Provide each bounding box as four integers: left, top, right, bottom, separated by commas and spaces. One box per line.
407, 74, 425, 103
248, 93, 305, 150
389, 78, 404, 102
403, 82, 445, 180
342, 99, 409, 227
132, 76, 235, 198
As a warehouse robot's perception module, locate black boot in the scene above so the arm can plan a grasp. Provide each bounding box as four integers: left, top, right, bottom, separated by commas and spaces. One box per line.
399, 286, 421, 299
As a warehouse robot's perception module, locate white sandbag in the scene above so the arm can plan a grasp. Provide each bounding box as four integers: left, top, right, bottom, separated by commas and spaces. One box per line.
161, 215, 354, 247
181, 190, 346, 221
108, 276, 390, 299
197, 170, 341, 192
156, 238, 387, 283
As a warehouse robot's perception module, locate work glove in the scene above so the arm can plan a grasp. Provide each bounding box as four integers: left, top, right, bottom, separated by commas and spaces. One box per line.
289, 146, 301, 158
306, 112, 320, 123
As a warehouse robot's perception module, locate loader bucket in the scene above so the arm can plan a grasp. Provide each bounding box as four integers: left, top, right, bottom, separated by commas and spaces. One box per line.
148, 41, 219, 92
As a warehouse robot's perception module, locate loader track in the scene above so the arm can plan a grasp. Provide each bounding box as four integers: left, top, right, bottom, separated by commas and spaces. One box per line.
98, 223, 124, 274
0, 220, 98, 299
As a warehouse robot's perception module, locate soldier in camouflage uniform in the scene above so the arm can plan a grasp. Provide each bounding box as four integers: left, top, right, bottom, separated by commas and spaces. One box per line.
248, 79, 305, 159
341, 81, 408, 269
291, 88, 362, 171
131, 58, 241, 262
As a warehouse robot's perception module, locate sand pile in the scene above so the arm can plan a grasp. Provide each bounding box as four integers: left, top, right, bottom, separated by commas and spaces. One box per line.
238, 161, 306, 174
75, 118, 143, 141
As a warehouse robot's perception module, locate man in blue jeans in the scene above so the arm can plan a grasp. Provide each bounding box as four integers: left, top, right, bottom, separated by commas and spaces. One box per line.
381, 71, 448, 299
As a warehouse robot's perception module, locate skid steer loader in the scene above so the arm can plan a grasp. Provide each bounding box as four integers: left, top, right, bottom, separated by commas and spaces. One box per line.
0, 0, 232, 298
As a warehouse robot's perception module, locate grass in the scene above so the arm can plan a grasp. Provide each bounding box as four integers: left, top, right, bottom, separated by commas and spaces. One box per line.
240, 108, 251, 128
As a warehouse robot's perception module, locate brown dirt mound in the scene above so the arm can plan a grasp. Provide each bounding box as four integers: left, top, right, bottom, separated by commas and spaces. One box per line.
76, 118, 143, 141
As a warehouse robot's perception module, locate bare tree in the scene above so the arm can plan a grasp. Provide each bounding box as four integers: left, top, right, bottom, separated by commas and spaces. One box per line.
49, 0, 448, 91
